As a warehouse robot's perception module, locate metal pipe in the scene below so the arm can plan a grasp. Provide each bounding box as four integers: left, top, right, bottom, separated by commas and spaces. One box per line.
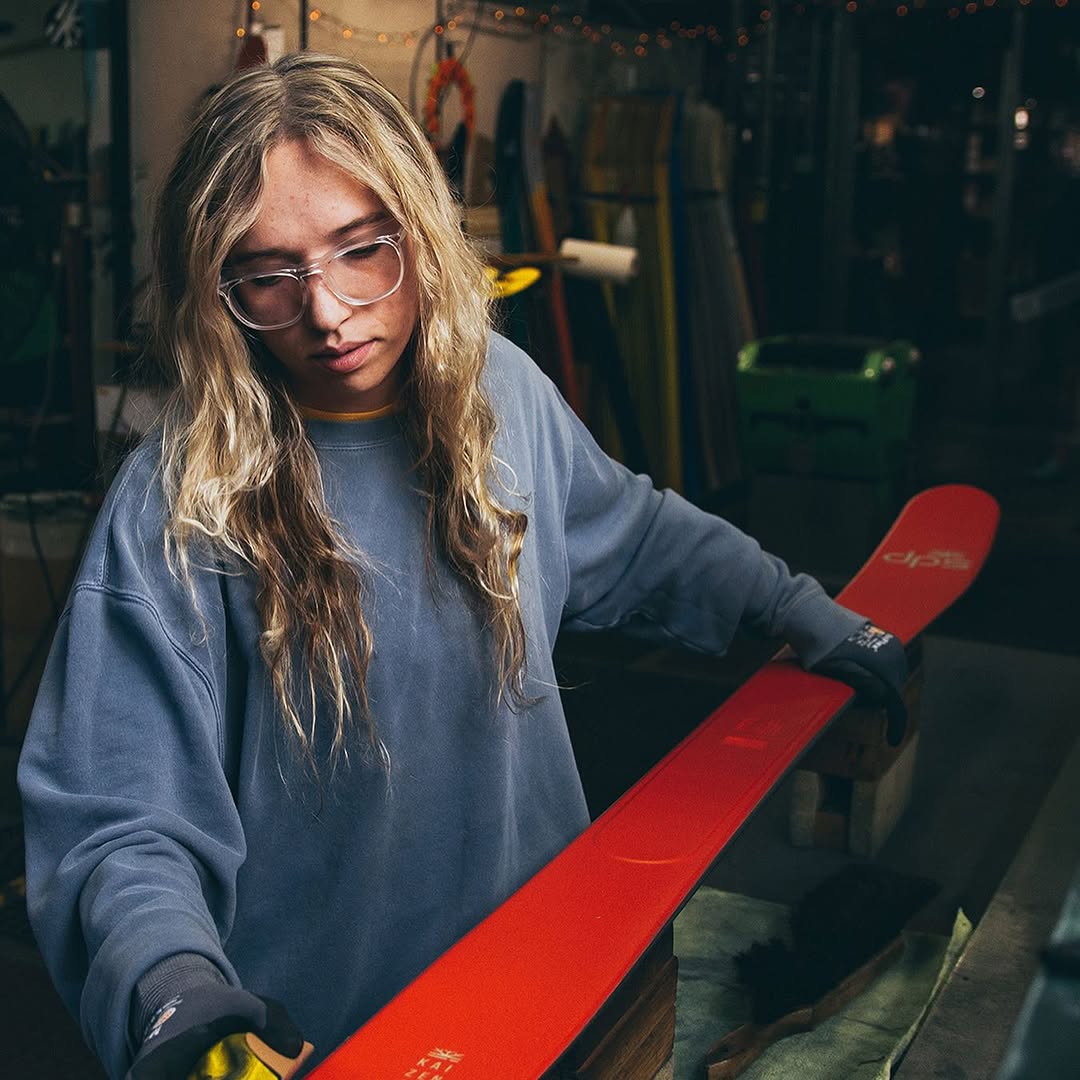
822, 6, 857, 331
984, 7, 1026, 403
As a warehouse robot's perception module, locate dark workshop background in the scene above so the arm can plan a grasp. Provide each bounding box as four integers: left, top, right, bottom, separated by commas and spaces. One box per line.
1, 1, 1078, 1077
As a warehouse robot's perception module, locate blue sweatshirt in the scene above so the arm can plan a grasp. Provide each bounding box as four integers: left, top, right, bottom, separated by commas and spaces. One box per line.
18, 334, 864, 1077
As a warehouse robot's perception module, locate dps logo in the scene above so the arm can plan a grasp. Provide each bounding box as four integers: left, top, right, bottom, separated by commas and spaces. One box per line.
883, 549, 972, 571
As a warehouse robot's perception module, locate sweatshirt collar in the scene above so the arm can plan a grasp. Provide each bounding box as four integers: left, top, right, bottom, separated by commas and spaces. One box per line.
301, 406, 404, 449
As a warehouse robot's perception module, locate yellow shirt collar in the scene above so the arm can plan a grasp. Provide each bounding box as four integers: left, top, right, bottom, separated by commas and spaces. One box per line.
298, 401, 401, 422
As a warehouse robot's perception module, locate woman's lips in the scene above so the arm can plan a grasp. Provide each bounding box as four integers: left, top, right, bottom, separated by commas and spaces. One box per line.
313, 340, 374, 373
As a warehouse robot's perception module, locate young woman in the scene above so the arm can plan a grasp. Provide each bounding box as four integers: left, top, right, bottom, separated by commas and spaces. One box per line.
18, 53, 905, 1080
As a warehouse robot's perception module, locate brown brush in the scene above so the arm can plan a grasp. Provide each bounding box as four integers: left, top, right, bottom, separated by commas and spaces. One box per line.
703, 864, 938, 1079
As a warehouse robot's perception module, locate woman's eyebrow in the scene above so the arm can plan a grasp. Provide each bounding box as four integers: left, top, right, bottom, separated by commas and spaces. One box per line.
227, 244, 302, 267
228, 214, 392, 267
329, 212, 392, 240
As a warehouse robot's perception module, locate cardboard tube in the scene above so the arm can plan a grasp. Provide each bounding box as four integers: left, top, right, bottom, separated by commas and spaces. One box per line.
558, 237, 639, 284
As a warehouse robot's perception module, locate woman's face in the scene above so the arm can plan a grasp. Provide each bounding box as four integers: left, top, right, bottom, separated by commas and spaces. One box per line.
228, 138, 419, 413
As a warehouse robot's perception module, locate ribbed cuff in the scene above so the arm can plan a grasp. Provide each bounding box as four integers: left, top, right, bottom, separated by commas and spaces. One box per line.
784, 591, 868, 669
130, 952, 227, 1048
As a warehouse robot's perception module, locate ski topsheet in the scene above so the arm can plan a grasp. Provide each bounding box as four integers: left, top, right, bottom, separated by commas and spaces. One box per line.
309, 484, 1000, 1080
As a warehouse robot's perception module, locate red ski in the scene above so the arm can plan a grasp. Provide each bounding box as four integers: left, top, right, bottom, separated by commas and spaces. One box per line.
308, 484, 999, 1080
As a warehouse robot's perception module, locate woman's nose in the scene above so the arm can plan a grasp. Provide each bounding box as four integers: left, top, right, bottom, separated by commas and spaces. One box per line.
304, 273, 354, 332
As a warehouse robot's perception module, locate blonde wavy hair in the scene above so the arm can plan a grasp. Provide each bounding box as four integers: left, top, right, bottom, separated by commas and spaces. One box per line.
145, 52, 528, 770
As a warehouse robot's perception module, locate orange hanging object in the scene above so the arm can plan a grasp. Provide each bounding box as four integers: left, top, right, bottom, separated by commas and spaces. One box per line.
234, 9, 268, 71
423, 57, 476, 144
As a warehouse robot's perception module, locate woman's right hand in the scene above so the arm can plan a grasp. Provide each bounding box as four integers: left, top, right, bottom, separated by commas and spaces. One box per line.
125, 984, 309, 1080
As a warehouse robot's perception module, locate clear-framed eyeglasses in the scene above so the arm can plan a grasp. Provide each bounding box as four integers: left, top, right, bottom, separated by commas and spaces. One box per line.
219, 229, 406, 331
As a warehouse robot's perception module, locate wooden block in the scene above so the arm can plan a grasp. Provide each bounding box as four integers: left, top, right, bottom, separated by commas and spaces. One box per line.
789, 770, 824, 848
552, 927, 678, 1080
849, 731, 920, 857
791, 733, 920, 855
564, 956, 678, 1080
814, 808, 851, 851
799, 662, 924, 781
789, 771, 852, 851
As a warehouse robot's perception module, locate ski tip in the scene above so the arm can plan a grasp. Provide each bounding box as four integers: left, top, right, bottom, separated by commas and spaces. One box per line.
838, 483, 1001, 643
904, 483, 1001, 521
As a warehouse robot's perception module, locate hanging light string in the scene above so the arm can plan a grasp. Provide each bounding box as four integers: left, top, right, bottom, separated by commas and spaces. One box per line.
236, 0, 470, 46
234, 2, 730, 57
233, 0, 1069, 50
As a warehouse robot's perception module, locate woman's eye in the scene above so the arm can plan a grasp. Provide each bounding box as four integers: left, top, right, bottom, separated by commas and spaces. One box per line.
342, 243, 380, 262
249, 273, 288, 289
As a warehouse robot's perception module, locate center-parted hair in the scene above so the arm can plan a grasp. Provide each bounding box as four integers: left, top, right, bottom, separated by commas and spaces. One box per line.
145, 52, 528, 771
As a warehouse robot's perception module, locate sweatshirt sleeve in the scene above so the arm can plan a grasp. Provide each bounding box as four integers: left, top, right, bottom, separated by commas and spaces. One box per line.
17, 493, 245, 1078
553, 385, 865, 666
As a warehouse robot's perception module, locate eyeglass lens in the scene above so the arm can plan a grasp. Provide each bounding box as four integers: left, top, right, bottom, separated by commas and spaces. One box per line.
231, 239, 403, 329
